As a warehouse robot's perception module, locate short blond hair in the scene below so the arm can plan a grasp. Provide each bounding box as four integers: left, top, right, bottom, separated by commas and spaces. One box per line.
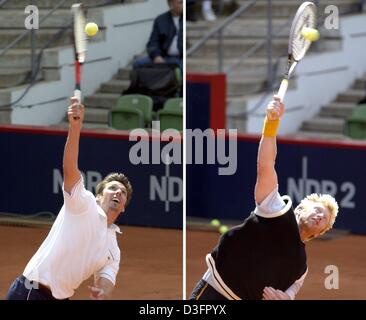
298, 193, 339, 235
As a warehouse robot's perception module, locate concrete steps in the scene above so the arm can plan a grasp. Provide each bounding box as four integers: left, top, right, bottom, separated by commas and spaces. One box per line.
298, 76, 366, 138
0, 68, 39, 88
187, 18, 341, 40
100, 79, 130, 94
84, 108, 110, 124
0, 9, 72, 29
319, 102, 358, 118
301, 117, 345, 134
187, 56, 286, 76
84, 92, 121, 109
0, 49, 39, 68
0, 0, 121, 9
190, 37, 341, 58
235, 0, 361, 18
187, 0, 363, 139
0, 28, 104, 49
80, 66, 135, 126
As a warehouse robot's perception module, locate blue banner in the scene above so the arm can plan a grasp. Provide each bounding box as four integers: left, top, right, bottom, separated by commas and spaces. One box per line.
187, 136, 366, 235
0, 128, 182, 229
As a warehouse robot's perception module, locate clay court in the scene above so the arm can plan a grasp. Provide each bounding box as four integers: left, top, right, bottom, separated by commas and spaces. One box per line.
187, 228, 366, 300
0, 225, 182, 300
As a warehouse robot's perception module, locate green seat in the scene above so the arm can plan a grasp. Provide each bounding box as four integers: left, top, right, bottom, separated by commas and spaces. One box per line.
345, 104, 366, 139
114, 94, 153, 127
158, 108, 183, 131
110, 106, 144, 130
164, 97, 183, 111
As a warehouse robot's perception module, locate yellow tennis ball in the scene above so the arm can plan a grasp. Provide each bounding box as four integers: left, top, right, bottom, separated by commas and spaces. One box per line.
301, 27, 320, 42
85, 22, 99, 37
211, 219, 221, 227
219, 225, 229, 234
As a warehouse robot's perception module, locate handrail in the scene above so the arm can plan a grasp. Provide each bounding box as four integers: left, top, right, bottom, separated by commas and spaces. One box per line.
0, 0, 9, 8
0, 0, 70, 58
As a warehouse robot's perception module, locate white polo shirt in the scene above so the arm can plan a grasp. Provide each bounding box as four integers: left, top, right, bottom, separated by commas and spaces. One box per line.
23, 178, 121, 299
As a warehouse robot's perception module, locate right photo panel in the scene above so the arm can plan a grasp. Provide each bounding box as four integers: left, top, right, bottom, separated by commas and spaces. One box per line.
186, 0, 366, 300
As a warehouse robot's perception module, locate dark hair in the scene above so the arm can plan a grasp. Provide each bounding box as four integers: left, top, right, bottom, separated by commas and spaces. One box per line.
96, 173, 133, 206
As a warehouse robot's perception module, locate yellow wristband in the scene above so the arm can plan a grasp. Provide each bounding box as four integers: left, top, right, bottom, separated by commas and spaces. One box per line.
262, 117, 280, 137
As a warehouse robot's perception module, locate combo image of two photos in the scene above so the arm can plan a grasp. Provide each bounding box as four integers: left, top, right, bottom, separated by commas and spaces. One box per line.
0, 0, 366, 307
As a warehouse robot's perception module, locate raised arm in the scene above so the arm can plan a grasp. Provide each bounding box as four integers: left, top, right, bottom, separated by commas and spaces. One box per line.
63, 97, 85, 194
254, 96, 284, 204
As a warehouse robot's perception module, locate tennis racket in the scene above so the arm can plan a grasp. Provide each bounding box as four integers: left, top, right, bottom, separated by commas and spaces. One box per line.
71, 3, 87, 117
277, 1, 317, 101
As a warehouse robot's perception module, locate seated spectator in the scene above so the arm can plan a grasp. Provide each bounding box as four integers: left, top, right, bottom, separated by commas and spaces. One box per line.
186, 0, 217, 22
202, 0, 217, 21
133, 0, 182, 71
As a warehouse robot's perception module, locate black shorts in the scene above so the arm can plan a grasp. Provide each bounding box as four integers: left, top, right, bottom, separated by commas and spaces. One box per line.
5, 275, 67, 300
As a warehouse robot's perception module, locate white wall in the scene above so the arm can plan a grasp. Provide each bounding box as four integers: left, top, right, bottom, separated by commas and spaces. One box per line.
11, 0, 168, 125
246, 13, 366, 134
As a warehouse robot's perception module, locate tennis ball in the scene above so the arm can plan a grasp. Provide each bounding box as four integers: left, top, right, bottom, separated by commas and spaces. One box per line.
301, 27, 320, 42
219, 225, 229, 234
211, 219, 221, 227
85, 22, 99, 37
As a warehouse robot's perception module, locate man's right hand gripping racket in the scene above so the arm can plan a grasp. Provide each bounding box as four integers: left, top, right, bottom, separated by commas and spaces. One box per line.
277, 1, 317, 101
71, 3, 87, 119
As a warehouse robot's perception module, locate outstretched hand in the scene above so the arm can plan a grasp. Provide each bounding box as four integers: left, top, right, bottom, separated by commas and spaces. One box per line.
266, 95, 284, 121
67, 96, 85, 127
262, 286, 291, 300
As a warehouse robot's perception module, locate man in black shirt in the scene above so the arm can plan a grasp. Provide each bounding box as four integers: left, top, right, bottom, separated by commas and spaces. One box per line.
190, 95, 339, 300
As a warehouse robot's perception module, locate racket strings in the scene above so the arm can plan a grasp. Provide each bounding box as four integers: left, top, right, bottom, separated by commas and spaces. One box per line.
73, 9, 87, 63
290, 4, 316, 61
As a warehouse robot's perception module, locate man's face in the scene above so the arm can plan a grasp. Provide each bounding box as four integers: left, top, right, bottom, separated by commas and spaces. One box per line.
97, 181, 128, 224
296, 201, 331, 239
169, 0, 183, 16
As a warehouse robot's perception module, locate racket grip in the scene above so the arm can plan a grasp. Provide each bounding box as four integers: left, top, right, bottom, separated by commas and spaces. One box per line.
73, 89, 81, 120
74, 89, 81, 104
277, 79, 288, 101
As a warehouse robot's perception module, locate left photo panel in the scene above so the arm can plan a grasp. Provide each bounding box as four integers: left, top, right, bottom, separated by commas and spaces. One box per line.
0, 0, 182, 300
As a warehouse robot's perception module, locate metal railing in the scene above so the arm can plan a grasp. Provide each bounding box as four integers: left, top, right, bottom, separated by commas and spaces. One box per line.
187, 0, 366, 118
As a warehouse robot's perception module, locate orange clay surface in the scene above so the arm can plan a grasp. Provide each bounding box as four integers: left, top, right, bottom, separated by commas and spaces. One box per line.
0, 225, 182, 300
187, 229, 366, 300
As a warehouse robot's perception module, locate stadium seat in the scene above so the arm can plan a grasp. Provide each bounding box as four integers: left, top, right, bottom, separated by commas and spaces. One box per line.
110, 106, 144, 130
345, 104, 366, 139
158, 110, 183, 132
113, 94, 153, 127
163, 97, 183, 111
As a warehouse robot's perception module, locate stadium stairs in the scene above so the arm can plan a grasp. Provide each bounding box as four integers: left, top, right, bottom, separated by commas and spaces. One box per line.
187, 0, 366, 140
0, 0, 144, 127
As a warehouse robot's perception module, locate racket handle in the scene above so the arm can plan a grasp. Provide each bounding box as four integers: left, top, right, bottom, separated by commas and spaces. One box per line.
73, 89, 81, 120
277, 79, 288, 101
74, 89, 81, 104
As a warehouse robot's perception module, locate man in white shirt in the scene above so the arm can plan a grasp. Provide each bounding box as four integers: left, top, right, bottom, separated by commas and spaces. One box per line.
5, 97, 132, 300
190, 95, 339, 300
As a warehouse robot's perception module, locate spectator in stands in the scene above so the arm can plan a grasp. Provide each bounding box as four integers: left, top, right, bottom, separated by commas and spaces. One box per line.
187, 0, 217, 22
133, 0, 183, 71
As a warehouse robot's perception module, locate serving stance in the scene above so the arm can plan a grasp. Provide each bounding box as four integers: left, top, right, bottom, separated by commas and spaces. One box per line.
6, 97, 132, 300
190, 95, 339, 300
